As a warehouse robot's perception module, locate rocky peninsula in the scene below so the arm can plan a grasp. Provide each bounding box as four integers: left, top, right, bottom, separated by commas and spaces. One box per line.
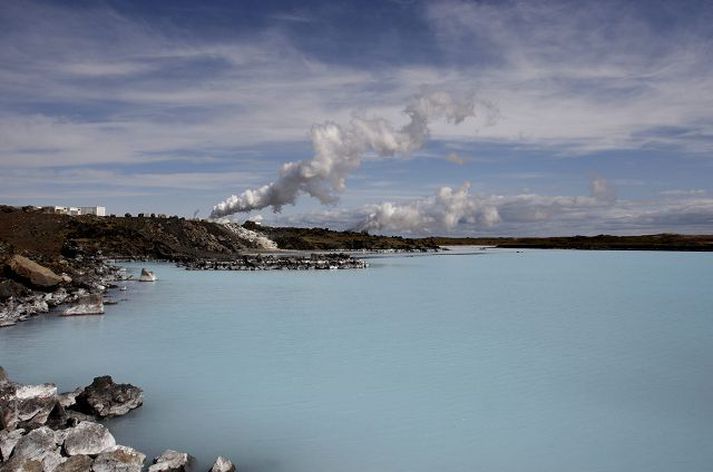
1, 205, 411, 326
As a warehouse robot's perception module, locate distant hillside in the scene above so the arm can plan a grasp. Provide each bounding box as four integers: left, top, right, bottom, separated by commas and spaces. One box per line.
0, 206, 258, 266
0, 207, 435, 267
421, 234, 713, 251
2, 207, 711, 271
244, 222, 437, 251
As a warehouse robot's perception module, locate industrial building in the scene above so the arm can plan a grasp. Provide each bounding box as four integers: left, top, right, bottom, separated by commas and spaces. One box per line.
43, 206, 106, 216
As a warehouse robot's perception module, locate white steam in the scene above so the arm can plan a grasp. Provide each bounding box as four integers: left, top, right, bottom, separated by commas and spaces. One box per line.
210, 91, 487, 218
353, 176, 618, 234
354, 182, 501, 233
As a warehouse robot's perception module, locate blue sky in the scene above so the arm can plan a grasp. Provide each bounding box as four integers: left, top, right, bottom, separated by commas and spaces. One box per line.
1, 0, 712, 235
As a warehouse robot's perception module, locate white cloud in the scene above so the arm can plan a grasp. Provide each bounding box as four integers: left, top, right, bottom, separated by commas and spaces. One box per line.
258, 177, 713, 236
1, 0, 712, 234
660, 189, 707, 196
423, 1, 713, 153
2, 0, 712, 174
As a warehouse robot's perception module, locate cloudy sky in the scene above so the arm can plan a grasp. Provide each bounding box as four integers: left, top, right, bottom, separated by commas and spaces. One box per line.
1, 0, 713, 235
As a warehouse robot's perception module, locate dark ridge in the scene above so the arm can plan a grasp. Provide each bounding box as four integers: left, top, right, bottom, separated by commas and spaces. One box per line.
0, 206, 435, 270
420, 234, 713, 251
243, 221, 437, 251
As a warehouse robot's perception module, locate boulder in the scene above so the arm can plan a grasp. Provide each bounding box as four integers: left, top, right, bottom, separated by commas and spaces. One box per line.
0, 429, 25, 462
0, 456, 43, 472
61, 295, 104, 316
92, 445, 145, 472
209, 456, 235, 472
0, 380, 58, 431
9, 427, 60, 469
62, 422, 115, 456
6, 256, 62, 290
138, 269, 156, 282
148, 450, 192, 472
39, 450, 64, 472
52, 455, 92, 472
71, 377, 142, 418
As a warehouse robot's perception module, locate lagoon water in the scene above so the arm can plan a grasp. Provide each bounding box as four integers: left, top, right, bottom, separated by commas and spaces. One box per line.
2, 249, 712, 472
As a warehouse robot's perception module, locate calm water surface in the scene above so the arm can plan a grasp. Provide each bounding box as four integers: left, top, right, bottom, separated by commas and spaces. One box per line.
1, 249, 712, 472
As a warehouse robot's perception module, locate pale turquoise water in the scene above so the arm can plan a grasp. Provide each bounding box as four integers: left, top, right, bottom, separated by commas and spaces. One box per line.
1, 249, 712, 472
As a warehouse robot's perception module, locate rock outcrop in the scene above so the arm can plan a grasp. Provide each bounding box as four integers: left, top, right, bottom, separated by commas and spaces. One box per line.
0, 369, 236, 472
0, 429, 25, 462
7, 426, 62, 471
148, 450, 193, 472
0, 257, 127, 328
62, 422, 115, 456
92, 445, 145, 472
5, 256, 63, 290
0, 380, 58, 431
73, 377, 143, 418
52, 454, 92, 472
210, 456, 235, 472
138, 269, 156, 282
61, 295, 104, 316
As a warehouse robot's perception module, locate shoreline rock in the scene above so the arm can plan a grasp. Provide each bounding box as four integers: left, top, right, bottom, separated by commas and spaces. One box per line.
138, 268, 156, 282
92, 445, 145, 472
61, 294, 104, 316
0, 369, 235, 472
210, 456, 235, 472
148, 450, 193, 472
0, 257, 128, 328
73, 377, 143, 418
6, 256, 63, 290
62, 422, 115, 456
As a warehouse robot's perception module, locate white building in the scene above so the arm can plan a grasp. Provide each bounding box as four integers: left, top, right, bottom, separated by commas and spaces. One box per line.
78, 206, 106, 216
49, 206, 81, 216
45, 206, 106, 216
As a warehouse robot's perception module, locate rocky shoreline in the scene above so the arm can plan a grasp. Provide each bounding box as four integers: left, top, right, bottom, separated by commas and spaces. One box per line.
0, 255, 129, 328
180, 253, 368, 271
0, 367, 235, 472
0, 250, 371, 328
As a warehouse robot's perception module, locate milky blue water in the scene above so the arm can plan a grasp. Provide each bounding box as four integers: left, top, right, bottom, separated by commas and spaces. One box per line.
2, 249, 712, 472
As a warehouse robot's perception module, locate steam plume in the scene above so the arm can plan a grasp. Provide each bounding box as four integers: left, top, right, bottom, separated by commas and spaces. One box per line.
354, 182, 501, 233
210, 91, 486, 218
354, 176, 618, 233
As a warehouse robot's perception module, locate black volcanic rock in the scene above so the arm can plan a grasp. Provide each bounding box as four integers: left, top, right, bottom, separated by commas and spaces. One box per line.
72, 377, 143, 418
0, 280, 28, 301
